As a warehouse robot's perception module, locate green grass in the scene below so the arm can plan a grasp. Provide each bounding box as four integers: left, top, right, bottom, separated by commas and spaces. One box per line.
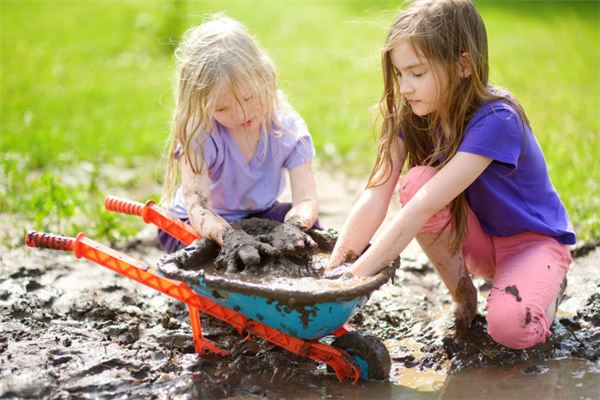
1, 0, 598, 244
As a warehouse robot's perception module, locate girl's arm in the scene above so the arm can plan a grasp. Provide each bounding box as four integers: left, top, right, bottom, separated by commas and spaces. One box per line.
286, 160, 318, 229
327, 139, 407, 270
181, 157, 231, 245
349, 152, 492, 277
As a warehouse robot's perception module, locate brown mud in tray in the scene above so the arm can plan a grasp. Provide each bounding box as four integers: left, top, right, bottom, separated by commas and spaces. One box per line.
156, 218, 398, 305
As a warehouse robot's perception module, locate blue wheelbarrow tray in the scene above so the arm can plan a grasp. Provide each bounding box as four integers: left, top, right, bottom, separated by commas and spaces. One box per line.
158, 256, 398, 340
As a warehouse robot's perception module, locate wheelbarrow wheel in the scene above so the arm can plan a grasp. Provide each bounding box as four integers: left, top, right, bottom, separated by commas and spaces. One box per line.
331, 331, 391, 380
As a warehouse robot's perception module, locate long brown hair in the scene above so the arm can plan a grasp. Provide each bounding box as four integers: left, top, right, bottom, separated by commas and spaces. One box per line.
369, 0, 530, 251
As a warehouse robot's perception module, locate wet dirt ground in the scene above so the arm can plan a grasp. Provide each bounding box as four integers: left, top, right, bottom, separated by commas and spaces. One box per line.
1, 171, 599, 399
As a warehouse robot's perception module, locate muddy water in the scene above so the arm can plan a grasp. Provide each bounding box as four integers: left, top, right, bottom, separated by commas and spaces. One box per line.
1, 229, 598, 399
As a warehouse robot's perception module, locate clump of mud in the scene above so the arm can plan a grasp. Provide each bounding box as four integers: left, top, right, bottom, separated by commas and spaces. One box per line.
158, 218, 338, 279
155, 218, 397, 307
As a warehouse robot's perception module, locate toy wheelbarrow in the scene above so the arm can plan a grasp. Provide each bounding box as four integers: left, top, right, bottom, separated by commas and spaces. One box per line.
25, 196, 395, 381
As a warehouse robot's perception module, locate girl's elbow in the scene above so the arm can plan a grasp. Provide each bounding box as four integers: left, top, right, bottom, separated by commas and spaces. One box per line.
410, 200, 444, 222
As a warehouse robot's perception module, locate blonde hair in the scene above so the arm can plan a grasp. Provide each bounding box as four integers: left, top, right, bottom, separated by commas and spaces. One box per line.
369, 0, 530, 251
162, 14, 280, 204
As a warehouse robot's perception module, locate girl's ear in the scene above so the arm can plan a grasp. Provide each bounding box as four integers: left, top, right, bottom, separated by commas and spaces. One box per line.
458, 52, 473, 79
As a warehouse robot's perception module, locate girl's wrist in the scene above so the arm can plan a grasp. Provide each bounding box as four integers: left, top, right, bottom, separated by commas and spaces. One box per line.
285, 214, 313, 230
285, 216, 305, 228
329, 242, 347, 262
348, 259, 370, 277
188, 202, 205, 217
208, 223, 230, 245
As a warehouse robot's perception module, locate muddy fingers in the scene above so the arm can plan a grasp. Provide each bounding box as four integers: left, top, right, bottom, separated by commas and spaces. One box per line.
238, 245, 261, 267
157, 239, 219, 271
224, 257, 239, 274
216, 228, 281, 273
258, 242, 277, 257
270, 221, 319, 256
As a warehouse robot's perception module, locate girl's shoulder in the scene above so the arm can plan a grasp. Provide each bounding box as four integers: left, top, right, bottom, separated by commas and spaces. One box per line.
271, 107, 311, 141
186, 117, 222, 144
184, 122, 222, 168
267, 107, 315, 163
469, 93, 523, 128
195, 121, 228, 150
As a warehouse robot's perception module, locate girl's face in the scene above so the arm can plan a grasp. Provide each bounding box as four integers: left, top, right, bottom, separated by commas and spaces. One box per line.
390, 39, 448, 116
212, 83, 261, 135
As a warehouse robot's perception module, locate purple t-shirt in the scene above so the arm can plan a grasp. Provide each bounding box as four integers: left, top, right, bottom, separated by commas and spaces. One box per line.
458, 99, 575, 244
171, 111, 315, 221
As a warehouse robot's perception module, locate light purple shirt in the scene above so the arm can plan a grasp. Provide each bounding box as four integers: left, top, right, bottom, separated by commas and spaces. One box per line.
171, 111, 315, 221
458, 98, 576, 245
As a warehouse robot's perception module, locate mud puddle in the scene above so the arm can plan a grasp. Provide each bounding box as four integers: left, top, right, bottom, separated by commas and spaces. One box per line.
1, 225, 598, 399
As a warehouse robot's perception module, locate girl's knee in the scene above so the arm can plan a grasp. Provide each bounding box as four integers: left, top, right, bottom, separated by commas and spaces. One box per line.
399, 166, 452, 233
486, 298, 551, 349
398, 166, 439, 204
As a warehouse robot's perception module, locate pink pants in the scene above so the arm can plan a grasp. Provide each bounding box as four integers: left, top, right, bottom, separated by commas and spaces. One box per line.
399, 166, 572, 349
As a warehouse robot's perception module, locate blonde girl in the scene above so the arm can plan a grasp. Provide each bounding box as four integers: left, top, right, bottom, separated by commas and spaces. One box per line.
328, 0, 574, 350
160, 15, 319, 270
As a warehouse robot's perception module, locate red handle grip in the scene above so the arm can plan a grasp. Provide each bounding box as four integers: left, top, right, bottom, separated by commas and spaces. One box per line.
104, 194, 199, 244
104, 196, 143, 216
25, 231, 75, 251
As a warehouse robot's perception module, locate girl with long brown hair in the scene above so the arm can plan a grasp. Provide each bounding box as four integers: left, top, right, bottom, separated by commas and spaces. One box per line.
327, 0, 574, 349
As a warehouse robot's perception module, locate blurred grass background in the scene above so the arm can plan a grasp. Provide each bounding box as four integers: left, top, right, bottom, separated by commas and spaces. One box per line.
1, 0, 598, 245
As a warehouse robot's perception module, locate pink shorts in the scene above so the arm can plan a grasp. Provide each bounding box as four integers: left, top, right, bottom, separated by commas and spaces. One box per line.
399, 166, 572, 349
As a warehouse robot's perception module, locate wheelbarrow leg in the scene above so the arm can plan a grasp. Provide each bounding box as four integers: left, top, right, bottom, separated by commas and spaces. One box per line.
332, 323, 354, 338
187, 304, 228, 356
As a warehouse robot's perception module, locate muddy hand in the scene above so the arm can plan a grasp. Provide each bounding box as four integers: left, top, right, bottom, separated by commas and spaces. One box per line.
157, 239, 219, 271
271, 221, 318, 255
325, 246, 359, 273
216, 228, 277, 273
